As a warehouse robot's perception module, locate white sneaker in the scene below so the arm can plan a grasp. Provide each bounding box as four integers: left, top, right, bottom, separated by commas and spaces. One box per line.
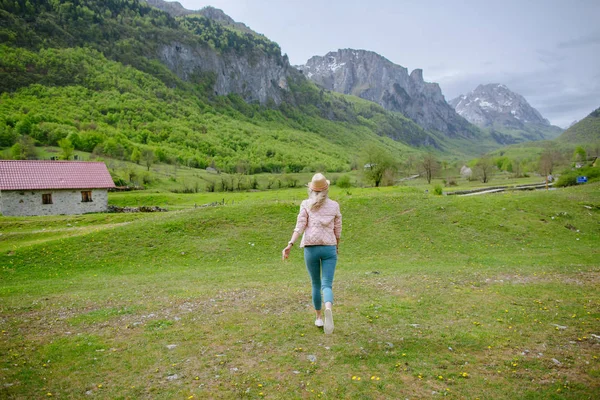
315, 318, 324, 327
324, 309, 334, 334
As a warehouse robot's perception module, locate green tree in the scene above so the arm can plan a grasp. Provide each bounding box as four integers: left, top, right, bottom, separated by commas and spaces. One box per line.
67, 132, 82, 149
58, 138, 74, 160
0, 124, 17, 147
512, 158, 522, 178
126, 167, 137, 184
573, 146, 587, 163
130, 147, 141, 164
10, 135, 37, 160
10, 143, 24, 160
362, 145, 395, 187
142, 148, 155, 171
590, 142, 600, 158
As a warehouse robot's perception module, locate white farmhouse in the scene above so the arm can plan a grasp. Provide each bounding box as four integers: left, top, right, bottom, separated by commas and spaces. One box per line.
0, 161, 115, 216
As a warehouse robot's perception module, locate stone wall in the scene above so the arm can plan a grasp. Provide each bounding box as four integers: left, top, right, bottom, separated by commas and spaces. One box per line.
0, 189, 109, 216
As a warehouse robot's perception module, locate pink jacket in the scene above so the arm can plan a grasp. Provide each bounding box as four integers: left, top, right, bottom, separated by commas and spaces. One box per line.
294, 198, 342, 247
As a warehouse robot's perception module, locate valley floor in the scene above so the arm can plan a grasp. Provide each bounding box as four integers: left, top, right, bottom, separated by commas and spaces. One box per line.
1, 184, 599, 399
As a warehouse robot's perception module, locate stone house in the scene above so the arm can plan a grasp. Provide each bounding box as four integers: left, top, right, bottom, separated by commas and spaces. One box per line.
0, 160, 115, 216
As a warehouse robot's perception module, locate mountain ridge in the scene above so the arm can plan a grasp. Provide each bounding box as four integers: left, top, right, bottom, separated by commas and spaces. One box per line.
145, 0, 257, 35
1, 0, 467, 176
449, 84, 563, 143
298, 48, 481, 140
557, 107, 600, 144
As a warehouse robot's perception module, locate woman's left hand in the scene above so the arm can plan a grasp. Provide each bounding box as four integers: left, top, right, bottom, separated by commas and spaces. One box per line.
282, 244, 292, 261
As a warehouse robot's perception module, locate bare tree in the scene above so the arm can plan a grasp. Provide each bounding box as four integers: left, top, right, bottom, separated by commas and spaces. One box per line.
538, 149, 562, 177
475, 155, 494, 183
420, 153, 439, 184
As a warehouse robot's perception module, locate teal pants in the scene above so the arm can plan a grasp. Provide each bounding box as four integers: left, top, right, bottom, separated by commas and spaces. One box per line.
304, 245, 337, 310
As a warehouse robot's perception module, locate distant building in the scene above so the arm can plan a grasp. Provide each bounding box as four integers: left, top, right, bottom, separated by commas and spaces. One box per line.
0, 161, 115, 216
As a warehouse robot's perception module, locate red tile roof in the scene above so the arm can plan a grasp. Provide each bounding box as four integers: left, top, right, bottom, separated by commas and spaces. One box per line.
0, 161, 115, 190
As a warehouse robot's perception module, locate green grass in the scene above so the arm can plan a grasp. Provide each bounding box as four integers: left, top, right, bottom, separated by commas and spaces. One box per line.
1, 183, 599, 399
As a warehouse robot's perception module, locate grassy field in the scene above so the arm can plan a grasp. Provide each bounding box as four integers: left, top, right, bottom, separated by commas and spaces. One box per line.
1, 183, 599, 399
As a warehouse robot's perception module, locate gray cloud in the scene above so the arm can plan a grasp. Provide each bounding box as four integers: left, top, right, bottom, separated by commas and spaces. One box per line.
557, 31, 600, 49
536, 49, 567, 66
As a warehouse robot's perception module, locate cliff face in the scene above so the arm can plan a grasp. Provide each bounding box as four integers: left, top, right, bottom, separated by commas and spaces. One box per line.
159, 42, 290, 105
145, 0, 290, 105
299, 49, 475, 138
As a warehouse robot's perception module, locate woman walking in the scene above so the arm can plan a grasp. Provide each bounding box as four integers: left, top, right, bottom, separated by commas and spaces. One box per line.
282, 173, 342, 334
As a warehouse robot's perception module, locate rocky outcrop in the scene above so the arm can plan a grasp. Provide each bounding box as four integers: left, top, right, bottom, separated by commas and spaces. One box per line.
298, 49, 476, 138
146, 1, 289, 105
145, 1, 257, 35
197, 6, 256, 34
159, 42, 290, 105
145, 0, 192, 16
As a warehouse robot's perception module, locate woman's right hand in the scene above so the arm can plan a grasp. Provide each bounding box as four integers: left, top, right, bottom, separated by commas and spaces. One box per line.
282, 244, 292, 261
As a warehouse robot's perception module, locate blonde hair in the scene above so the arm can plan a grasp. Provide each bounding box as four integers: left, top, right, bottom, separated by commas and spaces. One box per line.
307, 188, 328, 211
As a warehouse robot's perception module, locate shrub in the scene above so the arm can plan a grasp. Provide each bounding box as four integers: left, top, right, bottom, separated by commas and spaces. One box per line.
433, 184, 443, 195
284, 175, 299, 188
555, 166, 600, 187
142, 173, 153, 185
112, 176, 127, 187
336, 175, 352, 188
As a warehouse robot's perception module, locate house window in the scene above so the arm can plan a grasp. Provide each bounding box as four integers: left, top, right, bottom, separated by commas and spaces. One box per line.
81, 191, 93, 202
42, 193, 53, 204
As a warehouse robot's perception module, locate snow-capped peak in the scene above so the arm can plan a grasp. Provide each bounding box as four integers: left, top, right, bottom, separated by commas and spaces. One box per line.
449, 83, 550, 127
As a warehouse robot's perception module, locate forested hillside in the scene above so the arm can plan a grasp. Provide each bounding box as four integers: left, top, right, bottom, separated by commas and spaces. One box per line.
0, 0, 491, 173
558, 107, 600, 145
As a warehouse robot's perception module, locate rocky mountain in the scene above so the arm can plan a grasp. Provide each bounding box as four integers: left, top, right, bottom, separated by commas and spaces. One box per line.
450, 84, 563, 143
141, 4, 437, 147
298, 49, 478, 139
158, 39, 292, 105
1, 0, 452, 175
143, 1, 289, 105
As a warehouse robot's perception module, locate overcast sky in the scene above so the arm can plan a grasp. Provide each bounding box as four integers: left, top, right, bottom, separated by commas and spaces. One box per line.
177, 0, 600, 128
